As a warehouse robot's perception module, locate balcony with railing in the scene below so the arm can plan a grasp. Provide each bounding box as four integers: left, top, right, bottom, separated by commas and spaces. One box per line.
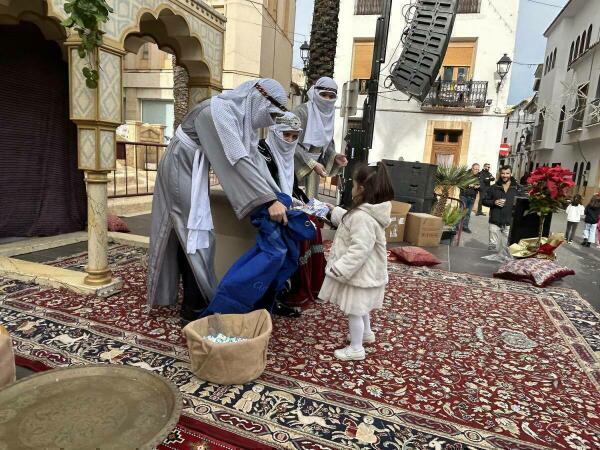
587, 98, 600, 126
457, 0, 481, 14
354, 0, 382, 15
421, 80, 488, 111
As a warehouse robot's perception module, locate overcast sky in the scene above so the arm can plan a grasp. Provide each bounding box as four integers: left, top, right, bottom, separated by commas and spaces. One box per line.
292, 0, 569, 105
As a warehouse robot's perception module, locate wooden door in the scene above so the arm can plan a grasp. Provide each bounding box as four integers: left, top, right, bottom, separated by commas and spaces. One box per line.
431, 130, 462, 166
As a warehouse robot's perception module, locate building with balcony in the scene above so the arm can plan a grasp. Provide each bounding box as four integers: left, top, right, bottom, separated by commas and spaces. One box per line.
531, 0, 600, 202
333, 0, 519, 171
208, 0, 296, 91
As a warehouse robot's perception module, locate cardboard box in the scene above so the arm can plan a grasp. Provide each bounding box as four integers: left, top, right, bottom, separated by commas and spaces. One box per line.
404, 213, 443, 247
386, 201, 412, 243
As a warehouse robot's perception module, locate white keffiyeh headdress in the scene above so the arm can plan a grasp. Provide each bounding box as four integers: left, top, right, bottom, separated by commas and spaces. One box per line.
211, 78, 288, 165
303, 77, 338, 148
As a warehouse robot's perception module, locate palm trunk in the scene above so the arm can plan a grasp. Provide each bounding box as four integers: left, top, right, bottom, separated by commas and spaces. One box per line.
307, 0, 340, 87
433, 189, 449, 217
172, 55, 189, 130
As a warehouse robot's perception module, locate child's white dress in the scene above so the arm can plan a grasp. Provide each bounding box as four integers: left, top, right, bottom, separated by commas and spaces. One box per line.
319, 203, 391, 316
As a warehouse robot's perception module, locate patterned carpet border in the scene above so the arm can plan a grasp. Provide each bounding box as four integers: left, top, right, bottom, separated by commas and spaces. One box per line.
1, 246, 599, 449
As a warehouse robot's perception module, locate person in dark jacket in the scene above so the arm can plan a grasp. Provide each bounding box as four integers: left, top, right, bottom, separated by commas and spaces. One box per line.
459, 163, 481, 233
581, 194, 600, 247
476, 163, 495, 216
483, 165, 526, 251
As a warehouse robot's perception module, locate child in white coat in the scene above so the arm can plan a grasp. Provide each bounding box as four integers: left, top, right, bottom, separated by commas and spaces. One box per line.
319, 163, 394, 361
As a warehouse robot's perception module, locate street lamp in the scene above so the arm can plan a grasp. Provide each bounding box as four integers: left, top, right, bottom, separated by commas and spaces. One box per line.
496, 53, 512, 92
300, 40, 310, 100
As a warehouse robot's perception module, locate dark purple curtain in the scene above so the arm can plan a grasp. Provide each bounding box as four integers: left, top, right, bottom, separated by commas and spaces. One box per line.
0, 23, 86, 238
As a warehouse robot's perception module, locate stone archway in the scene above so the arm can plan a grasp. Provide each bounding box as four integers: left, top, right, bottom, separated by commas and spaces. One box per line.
0, 0, 224, 293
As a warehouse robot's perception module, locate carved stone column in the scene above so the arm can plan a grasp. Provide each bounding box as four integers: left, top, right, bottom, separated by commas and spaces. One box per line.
69, 44, 123, 286
84, 171, 111, 285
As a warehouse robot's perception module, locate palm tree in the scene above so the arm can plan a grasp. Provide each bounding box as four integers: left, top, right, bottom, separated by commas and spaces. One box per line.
306, 0, 340, 87
433, 165, 478, 217
172, 55, 189, 130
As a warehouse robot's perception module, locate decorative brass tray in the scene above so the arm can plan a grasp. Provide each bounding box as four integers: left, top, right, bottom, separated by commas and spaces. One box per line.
0, 364, 182, 450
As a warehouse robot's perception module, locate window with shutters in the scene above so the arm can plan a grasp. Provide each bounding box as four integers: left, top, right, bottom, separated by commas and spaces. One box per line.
351, 40, 374, 93
440, 41, 477, 81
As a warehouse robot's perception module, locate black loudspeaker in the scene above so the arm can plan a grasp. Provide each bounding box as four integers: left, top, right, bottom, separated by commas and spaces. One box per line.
390, 0, 459, 101
394, 196, 436, 214
382, 160, 437, 199
509, 197, 552, 245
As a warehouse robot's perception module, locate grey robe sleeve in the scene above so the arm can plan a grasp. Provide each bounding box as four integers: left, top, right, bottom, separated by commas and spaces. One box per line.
322, 139, 342, 176
194, 107, 277, 219
292, 104, 317, 179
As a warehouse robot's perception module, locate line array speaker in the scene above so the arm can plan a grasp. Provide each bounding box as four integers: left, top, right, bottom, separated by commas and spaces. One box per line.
389, 0, 459, 101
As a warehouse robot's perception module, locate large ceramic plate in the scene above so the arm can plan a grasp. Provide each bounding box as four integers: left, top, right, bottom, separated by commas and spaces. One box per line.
0, 364, 182, 450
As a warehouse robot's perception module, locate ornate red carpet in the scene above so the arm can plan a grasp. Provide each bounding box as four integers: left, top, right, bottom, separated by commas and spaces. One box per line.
1, 245, 599, 449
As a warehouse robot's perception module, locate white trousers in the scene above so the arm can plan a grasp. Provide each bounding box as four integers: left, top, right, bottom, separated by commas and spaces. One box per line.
489, 224, 510, 251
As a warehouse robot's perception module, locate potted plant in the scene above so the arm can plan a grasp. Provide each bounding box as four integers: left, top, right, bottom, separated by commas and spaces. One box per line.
433, 165, 479, 217
440, 204, 467, 245
527, 166, 575, 249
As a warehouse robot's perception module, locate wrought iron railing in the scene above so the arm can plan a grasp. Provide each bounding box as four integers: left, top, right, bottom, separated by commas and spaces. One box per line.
457, 0, 481, 14
354, 0, 382, 15
358, 79, 369, 95
109, 142, 167, 198
587, 98, 600, 125
319, 176, 340, 200
533, 123, 544, 141
422, 80, 488, 109
569, 104, 586, 131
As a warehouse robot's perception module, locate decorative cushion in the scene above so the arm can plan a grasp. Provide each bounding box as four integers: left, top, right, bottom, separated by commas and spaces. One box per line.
390, 246, 441, 267
107, 214, 130, 233
494, 258, 575, 287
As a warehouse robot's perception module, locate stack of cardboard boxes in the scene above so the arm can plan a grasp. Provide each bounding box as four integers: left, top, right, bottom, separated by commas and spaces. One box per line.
386, 201, 443, 247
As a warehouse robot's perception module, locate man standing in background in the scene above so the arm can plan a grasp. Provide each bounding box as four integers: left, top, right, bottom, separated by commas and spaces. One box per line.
459, 163, 481, 234
476, 163, 495, 216
483, 165, 525, 253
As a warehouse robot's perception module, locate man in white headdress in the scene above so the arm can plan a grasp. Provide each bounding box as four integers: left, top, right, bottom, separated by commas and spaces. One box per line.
294, 76, 348, 199
147, 79, 288, 322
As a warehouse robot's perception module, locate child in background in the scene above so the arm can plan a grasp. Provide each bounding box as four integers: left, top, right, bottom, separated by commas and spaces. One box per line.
582, 194, 600, 247
565, 194, 585, 244
319, 163, 394, 361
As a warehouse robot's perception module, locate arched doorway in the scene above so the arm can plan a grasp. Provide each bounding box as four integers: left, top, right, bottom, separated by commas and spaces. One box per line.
0, 19, 86, 238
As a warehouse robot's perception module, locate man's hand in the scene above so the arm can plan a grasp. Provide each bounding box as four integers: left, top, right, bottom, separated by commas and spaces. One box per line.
495, 199, 506, 207
268, 201, 288, 225
335, 154, 348, 167
313, 163, 328, 177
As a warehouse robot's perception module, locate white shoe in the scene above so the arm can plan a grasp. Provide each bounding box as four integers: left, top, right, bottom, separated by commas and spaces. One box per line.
334, 346, 366, 361
346, 332, 376, 344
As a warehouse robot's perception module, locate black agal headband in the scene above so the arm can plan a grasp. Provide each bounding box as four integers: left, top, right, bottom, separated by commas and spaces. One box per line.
254, 83, 288, 112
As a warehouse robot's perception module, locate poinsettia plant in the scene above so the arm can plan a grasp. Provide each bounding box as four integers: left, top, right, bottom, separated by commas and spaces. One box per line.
527, 166, 575, 248
527, 166, 575, 215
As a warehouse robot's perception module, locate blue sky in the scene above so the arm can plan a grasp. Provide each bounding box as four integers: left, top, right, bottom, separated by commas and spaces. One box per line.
292, 0, 569, 105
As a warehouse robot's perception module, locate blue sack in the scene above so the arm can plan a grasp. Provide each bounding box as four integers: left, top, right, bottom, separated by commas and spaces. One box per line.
201, 193, 316, 317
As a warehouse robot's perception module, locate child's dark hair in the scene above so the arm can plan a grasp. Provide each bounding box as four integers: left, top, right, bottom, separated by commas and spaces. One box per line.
350, 162, 395, 210
572, 194, 583, 206
589, 194, 600, 208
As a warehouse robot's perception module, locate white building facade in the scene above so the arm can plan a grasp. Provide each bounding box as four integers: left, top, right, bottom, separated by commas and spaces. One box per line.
333, 0, 519, 173
532, 0, 600, 203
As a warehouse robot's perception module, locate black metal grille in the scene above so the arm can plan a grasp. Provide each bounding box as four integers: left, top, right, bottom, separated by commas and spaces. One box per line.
457, 0, 481, 13
354, 0, 382, 15
422, 80, 488, 109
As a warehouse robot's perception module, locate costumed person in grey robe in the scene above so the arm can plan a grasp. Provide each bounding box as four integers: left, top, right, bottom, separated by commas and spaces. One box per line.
147, 79, 289, 322
293, 76, 348, 199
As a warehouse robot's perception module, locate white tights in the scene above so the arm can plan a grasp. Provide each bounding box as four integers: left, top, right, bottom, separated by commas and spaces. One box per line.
348, 314, 372, 350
